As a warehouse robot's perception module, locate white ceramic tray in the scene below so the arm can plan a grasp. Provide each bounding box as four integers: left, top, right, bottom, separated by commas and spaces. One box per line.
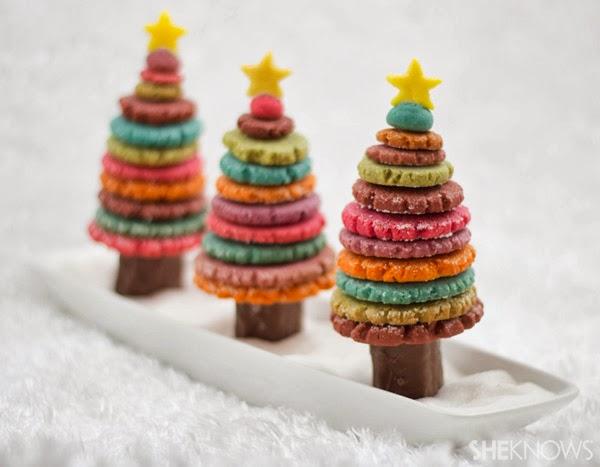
35, 247, 578, 444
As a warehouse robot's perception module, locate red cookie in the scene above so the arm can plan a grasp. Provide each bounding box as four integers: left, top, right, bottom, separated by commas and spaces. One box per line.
237, 113, 294, 139
331, 300, 484, 346
99, 190, 205, 221
206, 211, 325, 244
339, 228, 471, 259
352, 179, 463, 214
342, 202, 471, 241
147, 49, 179, 73
250, 94, 283, 120
140, 69, 182, 85
119, 96, 195, 125
366, 144, 446, 166
195, 245, 335, 289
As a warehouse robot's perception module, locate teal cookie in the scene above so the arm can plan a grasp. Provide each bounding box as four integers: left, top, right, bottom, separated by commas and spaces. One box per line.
336, 268, 475, 305
223, 129, 308, 166
111, 116, 202, 148
202, 232, 326, 265
219, 152, 311, 186
386, 103, 433, 132
95, 208, 205, 237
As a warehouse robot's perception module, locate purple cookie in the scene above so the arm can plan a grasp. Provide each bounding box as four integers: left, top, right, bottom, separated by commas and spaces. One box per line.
339, 228, 472, 259
211, 194, 320, 226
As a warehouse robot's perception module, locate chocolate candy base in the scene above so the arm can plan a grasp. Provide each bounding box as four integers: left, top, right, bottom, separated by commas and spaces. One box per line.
115, 255, 182, 296
370, 341, 443, 399
235, 302, 303, 341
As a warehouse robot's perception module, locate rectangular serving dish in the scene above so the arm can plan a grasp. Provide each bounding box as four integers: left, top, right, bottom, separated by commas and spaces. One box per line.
35, 247, 578, 444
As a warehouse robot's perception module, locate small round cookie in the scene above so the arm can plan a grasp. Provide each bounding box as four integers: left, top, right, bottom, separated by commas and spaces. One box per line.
366, 145, 445, 166
223, 129, 308, 166
196, 246, 335, 288
147, 49, 179, 73
102, 154, 201, 183
237, 114, 294, 139
376, 128, 443, 150
338, 245, 476, 283
135, 82, 181, 101
140, 69, 182, 85
202, 232, 326, 265
352, 179, 463, 214
216, 175, 315, 204
386, 103, 433, 132
95, 208, 205, 237
88, 222, 201, 257
207, 211, 325, 244
110, 117, 201, 148
358, 156, 453, 188
101, 172, 204, 202
339, 228, 472, 259
99, 191, 205, 221
220, 152, 311, 186
331, 300, 484, 346
107, 137, 197, 166
336, 268, 475, 305
194, 271, 335, 305
119, 96, 195, 125
342, 202, 470, 241
250, 94, 284, 120
331, 287, 478, 325
211, 194, 320, 226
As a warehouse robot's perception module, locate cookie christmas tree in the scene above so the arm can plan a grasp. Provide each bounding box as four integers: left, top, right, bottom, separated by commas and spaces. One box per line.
194, 52, 335, 341
331, 59, 484, 398
88, 11, 206, 296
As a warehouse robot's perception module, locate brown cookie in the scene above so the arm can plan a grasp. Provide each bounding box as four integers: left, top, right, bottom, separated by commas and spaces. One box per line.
331, 300, 483, 346
352, 179, 463, 214
99, 190, 205, 221
237, 113, 294, 140
366, 144, 445, 166
376, 128, 443, 150
119, 96, 195, 125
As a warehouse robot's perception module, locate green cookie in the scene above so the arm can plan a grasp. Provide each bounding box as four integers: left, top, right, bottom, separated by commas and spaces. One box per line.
336, 269, 475, 305
223, 129, 308, 166
219, 152, 312, 186
107, 137, 197, 166
358, 156, 453, 187
111, 116, 202, 148
95, 208, 205, 237
202, 232, 326, 265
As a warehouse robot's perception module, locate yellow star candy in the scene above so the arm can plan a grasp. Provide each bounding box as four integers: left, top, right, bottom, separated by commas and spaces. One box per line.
242, 52, 291, 98
387, 59, 442, 110
145, 11, 186, 53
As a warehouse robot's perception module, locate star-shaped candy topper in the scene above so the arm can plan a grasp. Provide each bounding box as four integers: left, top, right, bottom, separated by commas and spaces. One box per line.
145, 11, 186, 53
242, 52, 291, 98
387, 59, 442, 110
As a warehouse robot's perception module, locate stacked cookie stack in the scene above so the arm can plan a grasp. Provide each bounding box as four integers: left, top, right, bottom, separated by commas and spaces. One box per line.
330, 59, 484, 398
195, 53, 335, 341
89, 12, 206, 296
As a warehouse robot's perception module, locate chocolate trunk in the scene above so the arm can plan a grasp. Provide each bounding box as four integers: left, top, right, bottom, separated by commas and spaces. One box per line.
369, 341, 443, 398
235, 302, 303, 341
115, 254, 182, 296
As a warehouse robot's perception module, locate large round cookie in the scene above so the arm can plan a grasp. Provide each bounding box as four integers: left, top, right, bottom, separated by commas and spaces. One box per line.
342, 202, 470, 241
101, 172, 204, 202
211, 194, 320, 227
216, 175, 315, 204
99, 190, 205, 221
95, 208, 205, 237
220, 152, 311, 186
366, 145, 445, 166
223, 129, 308, 166
110, 116, 201, 148
352, 179, 463, 214
107, 137, 197, 166
358, 157, 453, 188
102, 154, 201, 183
119, 96, 195, 125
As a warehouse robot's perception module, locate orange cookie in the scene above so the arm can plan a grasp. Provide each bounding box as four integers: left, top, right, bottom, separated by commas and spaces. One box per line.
376, 128, 443, 150
194, 271, 335, 305
215, 175, 316, 204
338, 244, 475, 283
101, 172, 204, 202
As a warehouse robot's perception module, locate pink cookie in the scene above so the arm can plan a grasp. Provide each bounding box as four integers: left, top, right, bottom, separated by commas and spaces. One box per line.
140, 69, 182, 85
206, 212, 325, 244
88, 222, 200, 257
339, 228, 472, 259
211, 194, 321, 227
342, 202, 470, 242
102, 154, 201, 183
